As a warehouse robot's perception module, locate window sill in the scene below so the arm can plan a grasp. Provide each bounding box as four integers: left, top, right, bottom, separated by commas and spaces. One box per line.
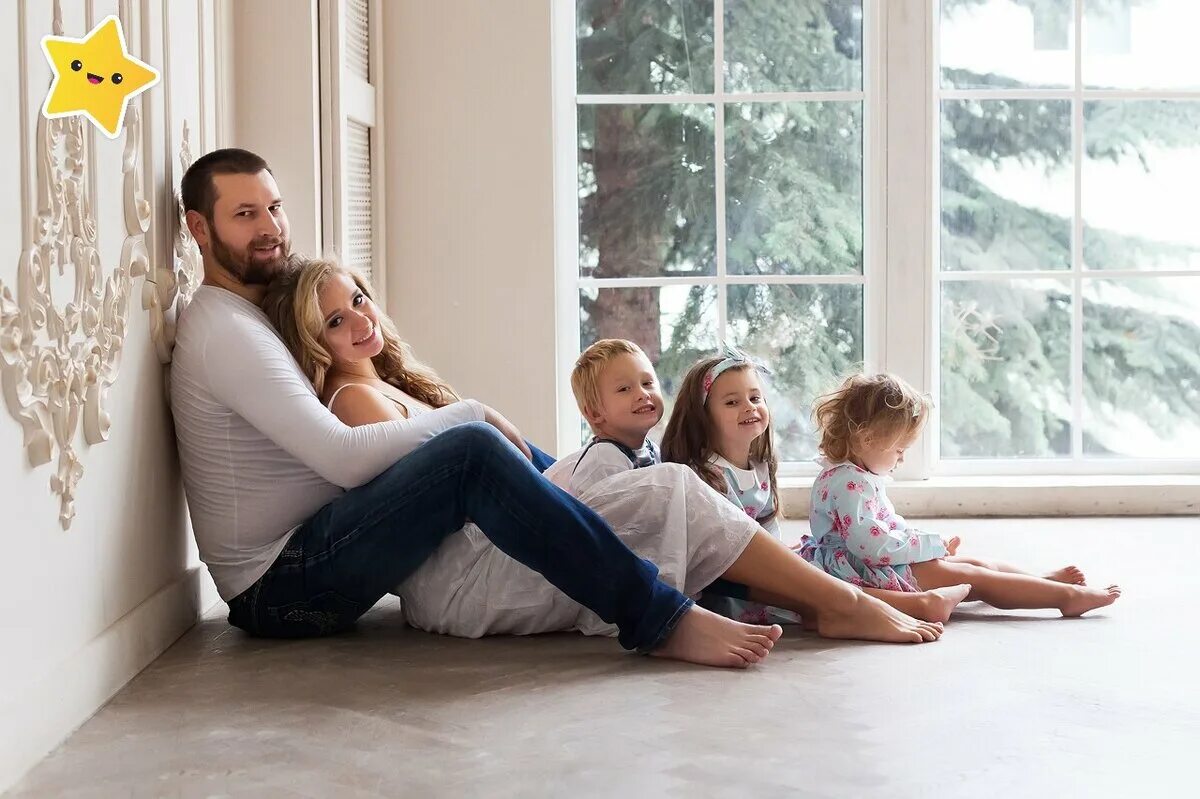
778, 474, 1200, 517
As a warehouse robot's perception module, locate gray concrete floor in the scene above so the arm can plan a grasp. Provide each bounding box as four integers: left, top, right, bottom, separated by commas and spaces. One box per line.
10, 517, 1198, 798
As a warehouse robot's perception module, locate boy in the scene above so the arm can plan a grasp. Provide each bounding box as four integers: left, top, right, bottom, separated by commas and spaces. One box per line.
546, 339, 664, 495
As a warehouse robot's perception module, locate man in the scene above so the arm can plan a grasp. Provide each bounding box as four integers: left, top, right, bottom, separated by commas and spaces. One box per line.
169, 148, 780, 667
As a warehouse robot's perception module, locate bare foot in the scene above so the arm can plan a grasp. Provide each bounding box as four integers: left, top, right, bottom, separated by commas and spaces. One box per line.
1045, 565, 1086, 585
817, 593, 944, 644
651, 605, 784, 668
915, 584, 972, 623
1060, 584, 1121, 617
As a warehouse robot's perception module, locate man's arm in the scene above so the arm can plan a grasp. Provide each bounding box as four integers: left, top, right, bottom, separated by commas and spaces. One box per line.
201, 321, 484, 489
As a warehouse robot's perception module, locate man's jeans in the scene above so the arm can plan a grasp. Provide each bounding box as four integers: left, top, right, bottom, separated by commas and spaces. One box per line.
227, 422, 693, 652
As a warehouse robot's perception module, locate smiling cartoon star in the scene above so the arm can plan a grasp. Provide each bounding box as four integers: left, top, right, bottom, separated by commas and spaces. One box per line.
41, 15, 160, 139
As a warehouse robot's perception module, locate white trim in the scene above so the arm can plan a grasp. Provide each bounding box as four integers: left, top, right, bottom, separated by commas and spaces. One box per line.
882, 0, 933, 480
713, 0, 727, 344
577, 91, 865, 104
930, 0, 945, 475
940, 269, 1200, 280
939, 89, 1200, 100
552, 0, 583, 453
368, 0, 386, 306
1071, 2, 1085, 460
863, 0, 884, 378
577, 274, 866, 289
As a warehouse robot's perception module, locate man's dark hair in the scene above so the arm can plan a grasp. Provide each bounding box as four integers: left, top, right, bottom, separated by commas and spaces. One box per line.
180, 148, 272, 219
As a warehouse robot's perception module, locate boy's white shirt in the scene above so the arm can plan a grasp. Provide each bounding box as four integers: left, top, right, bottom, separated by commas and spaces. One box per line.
545, 440, 643, 496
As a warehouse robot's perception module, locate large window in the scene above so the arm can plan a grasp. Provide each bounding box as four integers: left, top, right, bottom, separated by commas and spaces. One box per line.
561, 0, 872, 467
555, 0, 1200, 476
937, 0, 1200, 472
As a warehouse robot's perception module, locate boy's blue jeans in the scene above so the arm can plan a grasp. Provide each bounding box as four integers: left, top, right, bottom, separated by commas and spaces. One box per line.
227, 422, 693, 652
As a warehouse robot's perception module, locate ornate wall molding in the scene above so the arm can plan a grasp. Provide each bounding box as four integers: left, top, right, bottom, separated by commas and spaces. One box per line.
0, 1, 150, 529
143, 120, 199, 364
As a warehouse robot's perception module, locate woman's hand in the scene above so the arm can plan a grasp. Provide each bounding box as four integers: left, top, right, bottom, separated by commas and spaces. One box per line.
481, 405, 534, 461
944, 536, 961, 556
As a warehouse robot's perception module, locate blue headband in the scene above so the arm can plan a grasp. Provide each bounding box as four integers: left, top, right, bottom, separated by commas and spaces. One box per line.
701, 343, 772, 404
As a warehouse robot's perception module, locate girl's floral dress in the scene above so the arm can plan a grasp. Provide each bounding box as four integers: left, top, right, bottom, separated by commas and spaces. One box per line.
799, 461, 947, 591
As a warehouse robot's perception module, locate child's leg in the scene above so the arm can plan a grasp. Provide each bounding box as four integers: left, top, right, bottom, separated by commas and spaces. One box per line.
744, 584, 970, 625
717, 531, 944, 643
909, 560, 1120, 617
861, 586, 971, 624
945, 555, 1086, 585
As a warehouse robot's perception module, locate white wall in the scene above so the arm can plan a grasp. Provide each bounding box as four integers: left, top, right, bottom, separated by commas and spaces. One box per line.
230, 0, 324, 259
0, 0, 224, 791
381, 1, 560, 448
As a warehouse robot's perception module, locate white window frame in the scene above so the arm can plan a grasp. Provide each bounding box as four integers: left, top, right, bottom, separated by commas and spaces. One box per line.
318, 0, 386, 305
930, 0, 1200, 477
553, 0, 1200, 479
553, 0, 888, 477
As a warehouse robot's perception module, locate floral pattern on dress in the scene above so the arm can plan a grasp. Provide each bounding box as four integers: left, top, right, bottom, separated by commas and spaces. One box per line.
798, 462, 947, 592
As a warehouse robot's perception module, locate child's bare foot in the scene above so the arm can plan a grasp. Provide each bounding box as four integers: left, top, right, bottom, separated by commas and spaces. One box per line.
1045, 565, 1086, 585
914, 584, 972, 623
1060, 584, 1121, 617
652, 605, 783, 668
817, 593, 944, 643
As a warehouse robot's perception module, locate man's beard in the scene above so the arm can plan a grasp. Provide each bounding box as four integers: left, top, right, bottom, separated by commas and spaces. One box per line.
208, 223, 290, 286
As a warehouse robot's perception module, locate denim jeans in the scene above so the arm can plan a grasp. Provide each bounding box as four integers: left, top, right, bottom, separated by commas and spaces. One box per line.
227, 422, 693, 652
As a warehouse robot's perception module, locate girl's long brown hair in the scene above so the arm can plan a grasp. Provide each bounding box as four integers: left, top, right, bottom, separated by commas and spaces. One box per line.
661, 356, 782, 524
262, 257, 460, 407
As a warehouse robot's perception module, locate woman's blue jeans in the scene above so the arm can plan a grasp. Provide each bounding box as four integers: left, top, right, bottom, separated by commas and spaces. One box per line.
227, 422, 693, 652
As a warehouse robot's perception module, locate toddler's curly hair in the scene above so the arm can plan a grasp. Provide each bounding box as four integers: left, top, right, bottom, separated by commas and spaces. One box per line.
813, 373, 932, 463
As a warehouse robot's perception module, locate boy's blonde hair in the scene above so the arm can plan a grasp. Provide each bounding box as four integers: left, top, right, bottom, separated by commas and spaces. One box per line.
813, 373, 932, 463
570, 339, 648, 423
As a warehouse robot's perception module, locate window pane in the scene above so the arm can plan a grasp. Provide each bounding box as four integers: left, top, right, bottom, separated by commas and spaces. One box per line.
579, 285, 718, 444
941, 99, 1072, 272
1083, 278, 1200, 457
576, 0, 713, 94
1084, 101, 1200, 271
940, 0, 1074, 90
727, 284, 863, 462
941, 279, 1072, 458
578, 104, 715, 278
1084, 0, 1200, 90
724, 0, 862, 93
726, 102, 862, 275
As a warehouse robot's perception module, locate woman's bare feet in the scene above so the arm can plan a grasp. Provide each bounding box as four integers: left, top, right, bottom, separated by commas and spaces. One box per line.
1045, 565, 1086, 585
914, 584, 972, 623
1060, 584, 1121, 617
652, 605, 784, 668
816, 592, 944, 643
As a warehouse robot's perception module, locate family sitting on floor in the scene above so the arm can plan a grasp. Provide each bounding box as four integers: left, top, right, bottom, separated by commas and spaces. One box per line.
170, 148, 1120, 670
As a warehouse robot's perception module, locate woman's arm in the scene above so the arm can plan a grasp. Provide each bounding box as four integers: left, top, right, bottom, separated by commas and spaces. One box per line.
331, 383, 534, 461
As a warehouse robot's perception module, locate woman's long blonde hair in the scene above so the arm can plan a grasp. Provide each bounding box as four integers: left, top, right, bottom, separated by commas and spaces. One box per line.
262, 257, 460, 407
661, 356, 782, 525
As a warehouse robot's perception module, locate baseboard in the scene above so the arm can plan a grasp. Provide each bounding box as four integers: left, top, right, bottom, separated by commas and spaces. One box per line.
0, 566, 209, 794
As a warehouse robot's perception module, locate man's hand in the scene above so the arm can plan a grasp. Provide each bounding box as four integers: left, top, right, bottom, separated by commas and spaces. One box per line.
481, 405, 534, 461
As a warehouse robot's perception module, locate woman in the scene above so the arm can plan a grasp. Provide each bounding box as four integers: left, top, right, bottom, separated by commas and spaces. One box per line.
261, 258, 945, 651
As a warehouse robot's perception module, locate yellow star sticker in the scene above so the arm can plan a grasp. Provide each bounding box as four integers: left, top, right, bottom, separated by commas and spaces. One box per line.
41, 15, 160, 139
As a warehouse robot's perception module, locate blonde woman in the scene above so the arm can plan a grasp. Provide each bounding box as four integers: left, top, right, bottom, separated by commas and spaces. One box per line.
261, 256, 948, 651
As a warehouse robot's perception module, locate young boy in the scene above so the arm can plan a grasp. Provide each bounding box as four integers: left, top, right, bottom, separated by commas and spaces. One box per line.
545, 339, 664, 496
